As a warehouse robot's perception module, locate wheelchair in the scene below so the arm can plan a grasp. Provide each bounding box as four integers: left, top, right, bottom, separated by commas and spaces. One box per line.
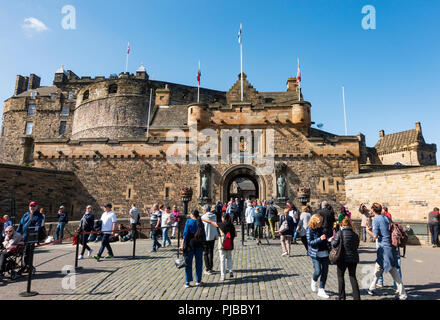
2, 244, 35, 280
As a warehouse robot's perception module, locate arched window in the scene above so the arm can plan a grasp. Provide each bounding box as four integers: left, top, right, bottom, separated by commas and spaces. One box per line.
83, 90, 89, 101
108, 84, 118, 94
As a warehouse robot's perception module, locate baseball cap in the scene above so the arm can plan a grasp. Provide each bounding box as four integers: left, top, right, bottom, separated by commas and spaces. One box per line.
29, 201, 37, 207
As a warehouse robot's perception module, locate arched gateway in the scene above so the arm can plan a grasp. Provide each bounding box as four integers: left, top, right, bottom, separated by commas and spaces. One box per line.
220, 165, 267, 202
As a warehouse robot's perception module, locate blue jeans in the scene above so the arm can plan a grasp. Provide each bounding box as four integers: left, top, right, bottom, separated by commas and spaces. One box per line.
162, 227, 171, 247
185, 247, 203, 283
362, 227, 373, 242
150, 229, 160, 251
312, 257, 330, 289
378, 255, 402, 289
97, 233, 114, 257
56, 223, 65, 240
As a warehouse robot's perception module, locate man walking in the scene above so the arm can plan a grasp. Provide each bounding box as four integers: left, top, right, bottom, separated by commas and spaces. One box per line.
56, 205, 68, 243
94, 203, 117, 262
267, 200, 278, 239
129, 204, 140, 240
202, 204, 218, 275
428, 207, 439, 247
367, 203, 407, 300
149, 203, 162, 252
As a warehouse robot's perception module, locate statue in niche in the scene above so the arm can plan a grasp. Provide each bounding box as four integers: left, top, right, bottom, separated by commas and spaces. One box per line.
277, 174, 286, 199
201, 174, 209, 198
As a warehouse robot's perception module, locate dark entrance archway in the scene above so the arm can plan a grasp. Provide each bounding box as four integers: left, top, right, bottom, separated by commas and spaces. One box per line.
227, 175, 258, 201
221, 165, 266, 203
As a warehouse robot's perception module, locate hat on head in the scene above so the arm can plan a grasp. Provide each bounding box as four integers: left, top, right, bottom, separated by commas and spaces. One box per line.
29, 201, 37, 207
59, 205, 65, 209
104, 203, 112, 208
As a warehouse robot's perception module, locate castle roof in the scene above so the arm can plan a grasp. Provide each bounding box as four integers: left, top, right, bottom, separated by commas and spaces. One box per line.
15, 86, 61, 97
375, 129, 424, 154
149, 105, 188, 128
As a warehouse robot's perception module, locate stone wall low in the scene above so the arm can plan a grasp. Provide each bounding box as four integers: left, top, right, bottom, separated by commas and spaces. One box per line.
346, 166, 440, 223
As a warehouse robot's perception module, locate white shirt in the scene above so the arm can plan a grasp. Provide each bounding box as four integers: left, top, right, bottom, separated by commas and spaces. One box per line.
245, 207, 255, 224
101, 210, 117, 233
161, 212, 172, 227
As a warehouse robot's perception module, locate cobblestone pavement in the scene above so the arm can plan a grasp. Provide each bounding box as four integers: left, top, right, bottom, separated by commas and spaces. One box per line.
1, 230, 439, 300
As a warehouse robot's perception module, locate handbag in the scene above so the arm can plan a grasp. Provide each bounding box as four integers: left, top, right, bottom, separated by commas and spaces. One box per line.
279, 216, 288, 233
175, 255, 188, 269
329, 230, 343, 264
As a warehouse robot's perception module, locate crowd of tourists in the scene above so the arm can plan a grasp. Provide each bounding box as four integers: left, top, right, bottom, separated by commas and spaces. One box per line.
1, 198, 439, 300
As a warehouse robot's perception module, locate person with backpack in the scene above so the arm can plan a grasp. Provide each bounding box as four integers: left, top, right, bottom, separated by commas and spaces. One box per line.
428, 207, 439, 247
180, 209, 206, 288
367, 203, 407, 300
279, 208, 295, 257
202, 213, 236, 281
330, 217, 361, 300
267, 200, 278, 239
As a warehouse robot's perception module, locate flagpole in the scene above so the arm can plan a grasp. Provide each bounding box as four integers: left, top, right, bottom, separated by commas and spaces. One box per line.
147, 87, 152, 138
240, 23, 243, 102
197, 60, 200, 103
342, 85, 347, 135
125, 42, 130, 73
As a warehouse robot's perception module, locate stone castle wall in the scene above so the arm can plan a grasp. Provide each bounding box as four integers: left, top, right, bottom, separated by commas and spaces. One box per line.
346, 165, 440, 222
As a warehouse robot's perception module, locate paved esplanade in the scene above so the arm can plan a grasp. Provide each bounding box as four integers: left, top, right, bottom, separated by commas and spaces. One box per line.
1, 230, 439, 300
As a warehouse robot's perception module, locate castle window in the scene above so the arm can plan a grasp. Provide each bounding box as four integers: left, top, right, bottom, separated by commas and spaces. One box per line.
83, 90, 89, 101
429, 154, 432, 159
25, 122, 33, 135
108, 84, 118, 94
30, 91, 38, 99
59, 121, 67, 135
229, 136, 233, 155
27, 104, 36, 116
165, 187, 170, 199
336, 181, 340, 192
61, 105, 70, 116
68, 91, 74, 100
322, 180, 326, 192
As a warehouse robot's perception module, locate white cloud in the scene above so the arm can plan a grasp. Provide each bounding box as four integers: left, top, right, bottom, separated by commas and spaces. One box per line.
22, 17, 49, 33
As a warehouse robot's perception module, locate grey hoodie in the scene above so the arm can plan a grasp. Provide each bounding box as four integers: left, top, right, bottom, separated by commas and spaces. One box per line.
202, 211, 219, 241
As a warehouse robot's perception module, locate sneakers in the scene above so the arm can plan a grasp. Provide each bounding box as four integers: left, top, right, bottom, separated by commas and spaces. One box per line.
93, 255, 100, 262
220, 275, 225, 281
281, 252, 288, 257
229, 272, 234, 278
367, 290, 375, 296
150, 248, 157, 253
195, 281, 202, 286
399, 294, 408, 300
104, 255, 113, 259
317, 288, 329, 299
311, 279, 317, 292
184, 282, 191, 288
376, 283, 383, 288
78, 255, 84, 260
87, 249, 93, 257
157, 243, 162, 249
204, 270, 213, 275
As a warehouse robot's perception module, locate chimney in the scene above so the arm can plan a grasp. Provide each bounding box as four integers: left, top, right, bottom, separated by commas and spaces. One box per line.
379, 130, 385, 138
29, 74, 41, 89
14, 75, 29, 96
415, 122, 422, 132
155, 84, 170, 106
286, 77, 297, 92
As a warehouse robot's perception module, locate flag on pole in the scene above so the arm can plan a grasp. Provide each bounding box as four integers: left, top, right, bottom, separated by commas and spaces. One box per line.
296, 57, 301, 84
197, 60, 201, 85
127, 42, 130, 55
238, 23, 242, 44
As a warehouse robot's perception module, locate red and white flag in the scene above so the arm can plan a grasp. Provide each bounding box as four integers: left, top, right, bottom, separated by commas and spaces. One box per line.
127, 42, 130, 55
296, 57, 301, 84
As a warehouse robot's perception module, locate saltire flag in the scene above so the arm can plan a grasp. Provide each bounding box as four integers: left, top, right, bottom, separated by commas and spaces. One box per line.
296, 57, 301, 84
197, 60, 201, 85
238, 23, 242, 44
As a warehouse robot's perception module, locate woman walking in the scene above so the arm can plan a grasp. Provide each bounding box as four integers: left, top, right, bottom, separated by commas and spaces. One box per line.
203, 213, 237, 281
297, 205, 312, 252
252, 207, 264, 245
161, 206, 173, 247
171, 205, 180, 239
331, 217, 361, 300
244, 203, 255, 239
180, 209, 206, 288
279, 208, 295, 256
306, 214, 331, 299
78, 205, 95, 259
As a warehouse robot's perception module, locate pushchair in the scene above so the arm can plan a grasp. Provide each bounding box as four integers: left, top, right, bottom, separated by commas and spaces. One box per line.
2, 244, 35, 280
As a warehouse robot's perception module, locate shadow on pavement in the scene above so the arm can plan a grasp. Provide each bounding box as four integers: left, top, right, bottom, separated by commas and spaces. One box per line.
405, 283, 440, 300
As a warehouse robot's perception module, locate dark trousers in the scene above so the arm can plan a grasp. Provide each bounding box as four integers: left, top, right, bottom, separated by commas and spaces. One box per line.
203, 240, 215, 271
0, 250, 12, 272
97, 234, 114, 257
429, 223, 439, 245
300, 236, 308, 251
336, 262, 360, 300
246, 223, 254, 237
131, 223, 138, 239
80, 234, 91, 256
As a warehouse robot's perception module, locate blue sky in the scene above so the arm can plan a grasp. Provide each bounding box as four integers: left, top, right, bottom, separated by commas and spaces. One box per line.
0, 0, 439, 161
